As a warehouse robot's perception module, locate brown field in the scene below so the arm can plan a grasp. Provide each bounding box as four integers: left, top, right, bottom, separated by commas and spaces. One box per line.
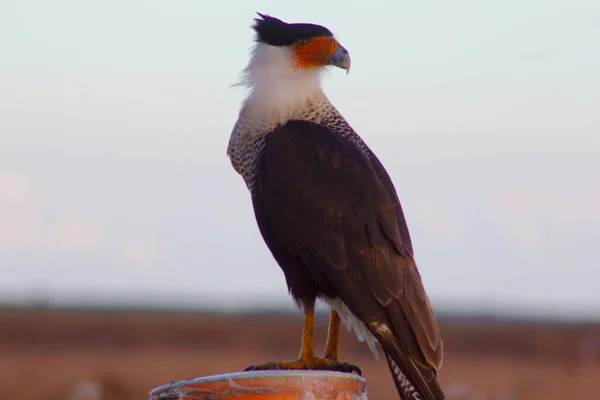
1, 307, 599, 400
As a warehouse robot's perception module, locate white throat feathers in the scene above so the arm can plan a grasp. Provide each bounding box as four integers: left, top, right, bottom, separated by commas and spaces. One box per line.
236, 43, 329, 126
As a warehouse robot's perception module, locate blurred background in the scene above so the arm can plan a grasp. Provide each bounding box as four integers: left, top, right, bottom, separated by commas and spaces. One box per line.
1, 1, 599, 399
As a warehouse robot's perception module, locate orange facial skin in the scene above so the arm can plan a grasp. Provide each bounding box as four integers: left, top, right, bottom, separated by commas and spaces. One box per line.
291, 36, 340, 69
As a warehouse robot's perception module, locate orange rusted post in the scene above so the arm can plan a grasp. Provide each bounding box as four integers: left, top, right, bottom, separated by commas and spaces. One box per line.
149, 371, 367, 400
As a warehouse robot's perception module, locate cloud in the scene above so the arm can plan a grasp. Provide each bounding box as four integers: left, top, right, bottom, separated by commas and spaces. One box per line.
0, 170, 37, 250
546, 196, 581, 225
0, 169, 100, 256
47, 211, 98, 253
487, 183, 544, 246
588, 186, 600, 224
121, 239, 158, 268
410, 198, 466, 241
484, 181, 600, 246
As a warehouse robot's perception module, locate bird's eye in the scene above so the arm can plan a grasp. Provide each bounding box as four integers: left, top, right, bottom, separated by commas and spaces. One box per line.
296, 39, 309, 48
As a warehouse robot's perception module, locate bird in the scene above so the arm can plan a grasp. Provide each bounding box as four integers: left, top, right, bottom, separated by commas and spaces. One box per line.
226, 13, 446, 400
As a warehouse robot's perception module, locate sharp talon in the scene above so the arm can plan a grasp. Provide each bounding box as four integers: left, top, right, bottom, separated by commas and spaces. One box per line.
245, 359, 362, 375
349, 363, 362, 375
245, 362, 274, 371
333, 362, 360, 375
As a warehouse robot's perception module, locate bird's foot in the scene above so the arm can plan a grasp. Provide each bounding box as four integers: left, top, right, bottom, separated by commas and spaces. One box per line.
244, 356, 362, 375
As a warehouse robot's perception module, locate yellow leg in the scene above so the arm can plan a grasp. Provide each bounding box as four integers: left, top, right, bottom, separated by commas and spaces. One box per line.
245, 301, 361, 375
298, 301, 315, 360
324, 310, 341, 360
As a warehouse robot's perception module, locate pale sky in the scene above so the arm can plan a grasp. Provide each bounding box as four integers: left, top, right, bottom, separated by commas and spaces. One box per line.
1, 1, 599, 319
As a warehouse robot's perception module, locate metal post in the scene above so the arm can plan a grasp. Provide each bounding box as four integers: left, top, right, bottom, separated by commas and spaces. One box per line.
149, 370, 367, 400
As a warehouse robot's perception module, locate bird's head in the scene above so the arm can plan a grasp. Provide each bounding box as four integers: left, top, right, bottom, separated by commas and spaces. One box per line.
252, 13, 351, 73
237, 14, 350, 124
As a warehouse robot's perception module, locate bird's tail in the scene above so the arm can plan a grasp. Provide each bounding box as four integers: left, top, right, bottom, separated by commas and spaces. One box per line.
383, 347, 445, 400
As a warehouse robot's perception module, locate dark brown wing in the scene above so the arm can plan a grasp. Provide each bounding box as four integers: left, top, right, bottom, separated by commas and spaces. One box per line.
252, 120, 444, 400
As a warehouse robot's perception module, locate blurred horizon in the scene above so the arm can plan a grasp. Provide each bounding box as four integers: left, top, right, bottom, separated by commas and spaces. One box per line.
1, 289, 599, 323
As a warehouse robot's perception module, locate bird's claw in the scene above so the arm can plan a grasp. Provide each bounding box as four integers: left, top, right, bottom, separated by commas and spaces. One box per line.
244, 357, 362, 375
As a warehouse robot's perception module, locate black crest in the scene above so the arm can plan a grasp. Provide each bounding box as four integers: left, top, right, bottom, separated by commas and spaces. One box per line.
253, 13, 332, 46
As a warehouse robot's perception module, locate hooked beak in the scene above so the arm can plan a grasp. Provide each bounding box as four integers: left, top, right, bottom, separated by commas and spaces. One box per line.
328, 44, 351, 74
